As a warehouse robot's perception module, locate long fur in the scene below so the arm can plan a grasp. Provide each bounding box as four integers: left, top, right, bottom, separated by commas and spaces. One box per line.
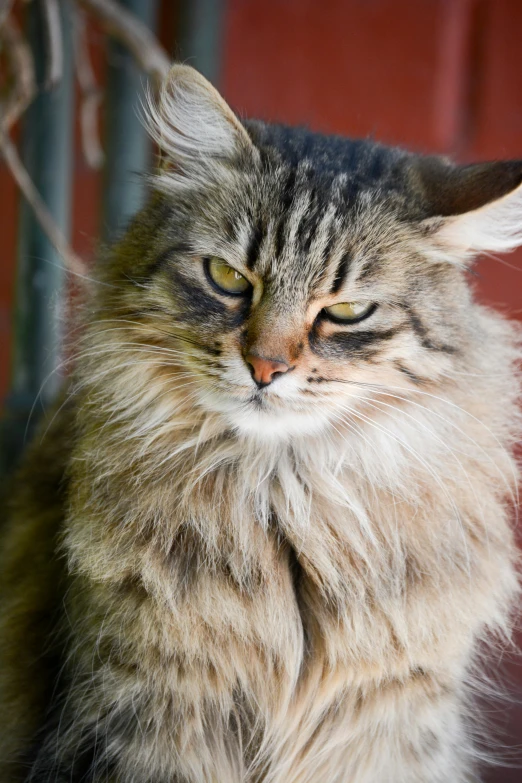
1, 65, 521, 783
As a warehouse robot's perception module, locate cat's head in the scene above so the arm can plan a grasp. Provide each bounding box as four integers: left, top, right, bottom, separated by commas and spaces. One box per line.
95, 66, 522, 443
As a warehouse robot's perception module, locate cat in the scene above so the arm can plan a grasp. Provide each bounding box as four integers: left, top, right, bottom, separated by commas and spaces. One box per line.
1, 64, 521, 783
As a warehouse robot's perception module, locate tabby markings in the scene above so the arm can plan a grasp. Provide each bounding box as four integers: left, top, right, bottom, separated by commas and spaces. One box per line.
309, 325, 401, 360
330, 252, 351, 294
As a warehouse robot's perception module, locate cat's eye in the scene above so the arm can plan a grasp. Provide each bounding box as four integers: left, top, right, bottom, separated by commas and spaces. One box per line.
205, 257, 251, 296
323, 301, 377, 323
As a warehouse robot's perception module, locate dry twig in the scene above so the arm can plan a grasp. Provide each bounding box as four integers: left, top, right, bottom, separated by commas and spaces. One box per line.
0, 11, 86, 278
74, 9, 104, 168
1, 15, 35, 129
78, 0, 170, 87
41, 0, 64, 89
0, 132, 87, 278
0, 0, 171, 280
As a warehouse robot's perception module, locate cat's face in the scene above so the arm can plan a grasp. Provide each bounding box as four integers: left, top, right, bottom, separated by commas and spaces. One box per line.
99, 66, 522, 443
141, 169, 463, 441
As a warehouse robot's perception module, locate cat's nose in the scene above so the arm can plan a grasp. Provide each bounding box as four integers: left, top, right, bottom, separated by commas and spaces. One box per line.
245, 353, 290, 387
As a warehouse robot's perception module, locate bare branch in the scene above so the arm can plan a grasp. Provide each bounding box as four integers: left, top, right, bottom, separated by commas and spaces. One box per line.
1, 16, 36, 130
74, 10, 104, 168
0, 0, 170, 285
78, 0, 170, 88
41, 0, 64, 89
0, 131, 87, 278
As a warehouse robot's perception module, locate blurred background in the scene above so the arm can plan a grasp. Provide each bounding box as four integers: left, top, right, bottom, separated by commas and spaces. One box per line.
0, 1, 521, 779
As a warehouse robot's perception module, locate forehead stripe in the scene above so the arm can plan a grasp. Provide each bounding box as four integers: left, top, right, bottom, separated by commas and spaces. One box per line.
245, 220, 264, 269
296, 190, 320, 252
274, 168, 298, 258
329, 252, 351, 295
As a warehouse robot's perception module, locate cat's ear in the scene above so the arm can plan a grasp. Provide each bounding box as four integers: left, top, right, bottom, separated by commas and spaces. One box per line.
415, 159, 522, 261
146, 64, 255, 177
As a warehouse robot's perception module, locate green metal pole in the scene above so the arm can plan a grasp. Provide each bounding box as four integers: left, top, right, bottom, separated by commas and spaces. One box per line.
177, 0, 225, 85
101, 0, 225, 243
102, 0, 162, 242
1, 0, 75, 474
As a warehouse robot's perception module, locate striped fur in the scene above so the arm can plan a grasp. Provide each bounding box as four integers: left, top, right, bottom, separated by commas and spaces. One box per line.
1, 65, 521, 782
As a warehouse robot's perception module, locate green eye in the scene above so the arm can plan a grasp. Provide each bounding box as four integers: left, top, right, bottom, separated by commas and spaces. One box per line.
323, 301, 376, 323
205, 257, 251, 296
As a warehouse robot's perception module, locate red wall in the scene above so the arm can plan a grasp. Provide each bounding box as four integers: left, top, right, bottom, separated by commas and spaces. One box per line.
1, 1, 521, 778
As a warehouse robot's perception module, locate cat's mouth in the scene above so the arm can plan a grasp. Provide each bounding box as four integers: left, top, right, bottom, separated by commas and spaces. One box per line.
243, 387, 298, 413
198, 381, 336, 439
247, 390, 267, 409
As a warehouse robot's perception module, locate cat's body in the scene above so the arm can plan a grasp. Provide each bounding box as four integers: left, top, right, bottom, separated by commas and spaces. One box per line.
1, 66, 521, 782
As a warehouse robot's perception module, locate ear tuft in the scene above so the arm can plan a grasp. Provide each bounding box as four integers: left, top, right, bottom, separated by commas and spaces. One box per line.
415, 159, 522, 260
145, 64, 253, 164
434, 181, 522, 257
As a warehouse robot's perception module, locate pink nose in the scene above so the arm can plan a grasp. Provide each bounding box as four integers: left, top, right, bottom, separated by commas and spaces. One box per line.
245, 354, 290, 387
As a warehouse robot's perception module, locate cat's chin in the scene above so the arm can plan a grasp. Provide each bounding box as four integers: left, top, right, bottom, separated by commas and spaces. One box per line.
201, 391, 333, 441
232, 406, 332, 441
